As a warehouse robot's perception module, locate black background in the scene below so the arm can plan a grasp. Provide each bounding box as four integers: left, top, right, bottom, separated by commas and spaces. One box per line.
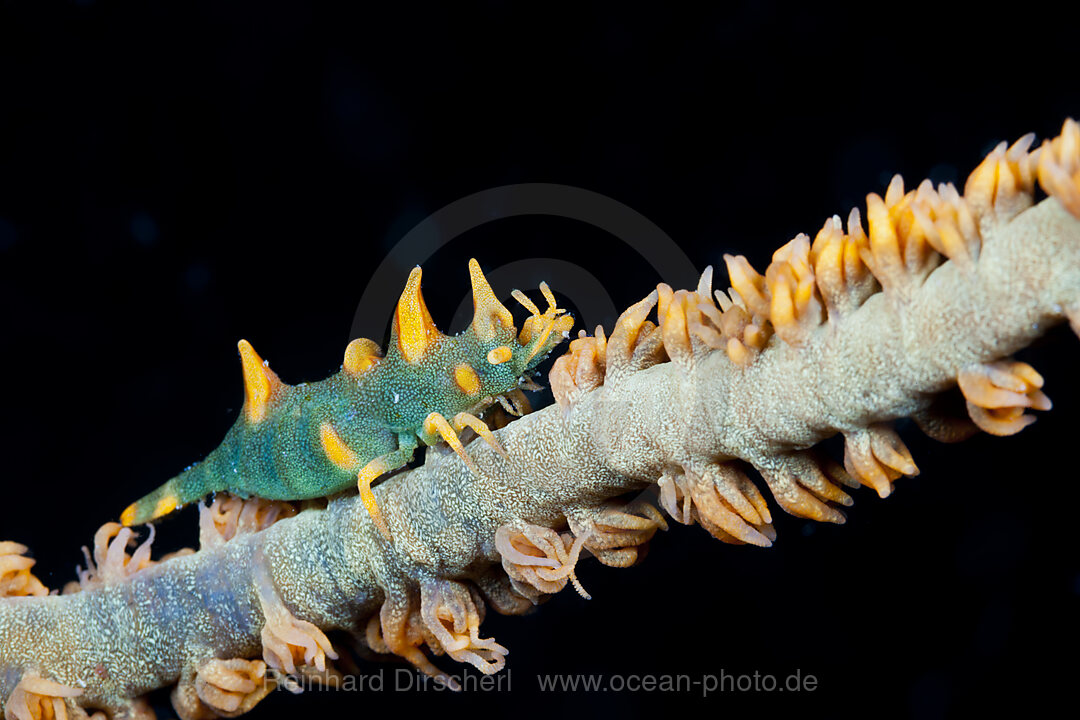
1, 2, 1078, 719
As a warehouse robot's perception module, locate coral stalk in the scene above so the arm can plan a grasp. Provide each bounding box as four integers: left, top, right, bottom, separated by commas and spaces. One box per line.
2, 120, 1079, 719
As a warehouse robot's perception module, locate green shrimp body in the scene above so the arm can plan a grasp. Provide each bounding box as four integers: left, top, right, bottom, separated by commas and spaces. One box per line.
120, 259, 573, 526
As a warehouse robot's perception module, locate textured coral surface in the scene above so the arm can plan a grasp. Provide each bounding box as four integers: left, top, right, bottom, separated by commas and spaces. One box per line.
3, 5, 1079, 719
3, 121, 1079, 719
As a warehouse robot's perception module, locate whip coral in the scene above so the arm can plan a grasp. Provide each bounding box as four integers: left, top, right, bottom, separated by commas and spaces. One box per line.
2, 118, 1079, 718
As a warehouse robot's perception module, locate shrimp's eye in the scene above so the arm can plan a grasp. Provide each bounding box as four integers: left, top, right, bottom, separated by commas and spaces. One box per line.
487, 346, 513, 365
454, 363, 482, 395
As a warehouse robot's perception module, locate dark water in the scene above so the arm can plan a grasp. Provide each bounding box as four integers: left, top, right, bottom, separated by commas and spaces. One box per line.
0, 3, 1077, 718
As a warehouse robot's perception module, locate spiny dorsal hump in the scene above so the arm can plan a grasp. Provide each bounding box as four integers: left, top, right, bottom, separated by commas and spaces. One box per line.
343, 337, 382, 375
393, 266, 444, 364
237, 339, 284, 424
469, 258, 515, 342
